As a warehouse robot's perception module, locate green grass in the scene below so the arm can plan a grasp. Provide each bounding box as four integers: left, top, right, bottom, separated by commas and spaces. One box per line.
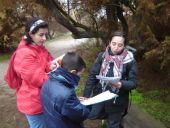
131, 89, 170, 127
131, 90, 143, 104
0, 54, 10, 61
76, 73, 88, 96
100, 122, 107, 128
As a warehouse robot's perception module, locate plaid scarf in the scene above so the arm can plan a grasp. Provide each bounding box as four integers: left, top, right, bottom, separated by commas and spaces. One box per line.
99, 46, 134, 79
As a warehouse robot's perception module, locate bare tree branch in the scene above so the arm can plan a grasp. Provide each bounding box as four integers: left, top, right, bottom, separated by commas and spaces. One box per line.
37, 0, 107, 39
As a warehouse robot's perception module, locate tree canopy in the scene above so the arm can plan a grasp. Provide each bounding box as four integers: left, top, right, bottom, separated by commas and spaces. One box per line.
37, 0, 136, 42
0, 0, 136, 51
0, 0, 51, 52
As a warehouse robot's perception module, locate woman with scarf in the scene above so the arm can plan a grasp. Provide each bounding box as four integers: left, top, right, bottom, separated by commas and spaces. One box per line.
83, 30, 138, 128
12, 17, 57, 128
40, 52, 90, 128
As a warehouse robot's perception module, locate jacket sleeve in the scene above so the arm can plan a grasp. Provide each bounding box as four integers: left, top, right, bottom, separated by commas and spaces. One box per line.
120, 60, 138, 90
83, 52, 103, 97
14, 48, 49, 88
61, 91, 90, 123
45, 50, 54, 72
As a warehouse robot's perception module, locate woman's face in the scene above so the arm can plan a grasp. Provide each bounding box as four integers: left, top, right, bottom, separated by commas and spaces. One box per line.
30, 28, 48, 46
109, 36, 125, 55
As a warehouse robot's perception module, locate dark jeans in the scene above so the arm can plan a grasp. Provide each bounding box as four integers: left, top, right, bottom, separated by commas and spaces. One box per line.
106, 112, 122, 128
88, 102, 107, 119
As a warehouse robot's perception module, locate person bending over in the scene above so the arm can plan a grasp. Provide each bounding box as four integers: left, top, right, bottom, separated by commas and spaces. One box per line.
41, 52, 90, 128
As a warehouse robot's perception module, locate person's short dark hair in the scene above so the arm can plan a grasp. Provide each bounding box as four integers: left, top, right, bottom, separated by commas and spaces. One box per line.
24, 17, 48, 44
110, 30, 127, 45
61, 52, 86, 72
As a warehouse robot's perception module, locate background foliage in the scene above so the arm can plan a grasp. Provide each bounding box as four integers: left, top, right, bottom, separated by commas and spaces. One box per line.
128, 0, 170, 90
0, 0, 170, 127
0, 0, 67, 53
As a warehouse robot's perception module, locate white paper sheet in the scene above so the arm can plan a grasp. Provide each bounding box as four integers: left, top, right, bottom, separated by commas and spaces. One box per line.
96, 75, 120, 84
81, 90, 118, 106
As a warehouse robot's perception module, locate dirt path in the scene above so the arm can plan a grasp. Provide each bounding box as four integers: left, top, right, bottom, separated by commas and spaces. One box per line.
0, 36, 166, 128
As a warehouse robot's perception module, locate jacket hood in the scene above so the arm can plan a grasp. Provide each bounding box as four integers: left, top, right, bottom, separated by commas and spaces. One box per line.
49, 67, 80, 88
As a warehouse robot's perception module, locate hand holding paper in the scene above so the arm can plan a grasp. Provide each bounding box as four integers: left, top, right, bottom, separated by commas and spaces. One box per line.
51, 54, 65, 66
81, 90, 118, 106
96, 75, 120, 84
48, 54, 65, 73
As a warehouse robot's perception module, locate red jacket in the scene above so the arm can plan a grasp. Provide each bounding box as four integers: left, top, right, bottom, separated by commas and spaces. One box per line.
14, 39, 53, 115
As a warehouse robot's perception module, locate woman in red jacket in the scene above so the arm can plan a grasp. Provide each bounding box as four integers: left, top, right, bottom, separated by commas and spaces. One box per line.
13, 17, 57, 128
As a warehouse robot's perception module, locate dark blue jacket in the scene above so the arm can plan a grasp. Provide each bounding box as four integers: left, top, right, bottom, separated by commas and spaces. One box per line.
41, 68, 90, 128
83, 51, 138, 113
